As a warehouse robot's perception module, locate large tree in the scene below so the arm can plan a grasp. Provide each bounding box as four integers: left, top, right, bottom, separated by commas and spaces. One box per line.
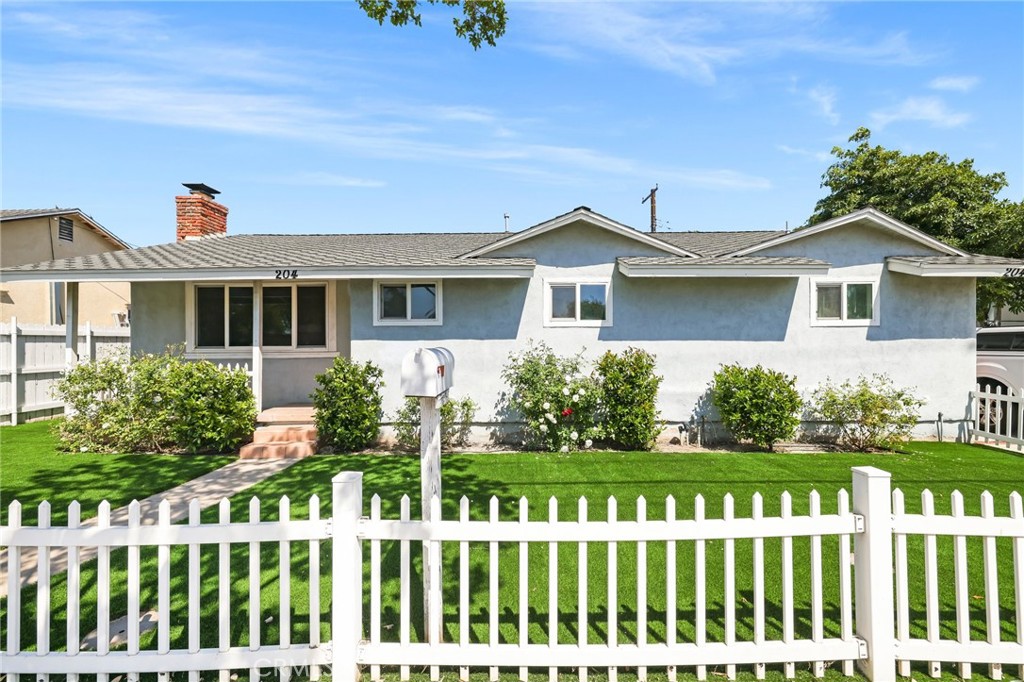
809, 127, 1024, 319
358, 0, 507, 48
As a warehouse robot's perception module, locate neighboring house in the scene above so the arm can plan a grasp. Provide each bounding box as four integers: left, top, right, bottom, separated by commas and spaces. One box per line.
0, 208, 132, 327
4, 185, 1021, 440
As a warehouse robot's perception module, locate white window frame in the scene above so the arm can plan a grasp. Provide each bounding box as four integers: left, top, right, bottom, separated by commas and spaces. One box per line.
186, 281, 336, 356
543, 277, 613, 328
810, 279, 880, 327
373, 280, 443, 326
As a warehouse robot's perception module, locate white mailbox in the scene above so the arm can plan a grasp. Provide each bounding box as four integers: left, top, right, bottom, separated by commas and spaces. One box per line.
401, 347, 454, 398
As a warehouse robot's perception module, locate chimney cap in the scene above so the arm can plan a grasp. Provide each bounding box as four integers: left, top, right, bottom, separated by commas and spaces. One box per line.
182, 183, 221, 197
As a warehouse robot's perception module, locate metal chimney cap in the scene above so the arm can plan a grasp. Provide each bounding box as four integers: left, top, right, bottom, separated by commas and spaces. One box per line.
182, 183, 220, 196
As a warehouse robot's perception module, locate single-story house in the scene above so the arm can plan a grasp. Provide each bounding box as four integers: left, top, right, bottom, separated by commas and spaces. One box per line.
3, 184, 1020, 442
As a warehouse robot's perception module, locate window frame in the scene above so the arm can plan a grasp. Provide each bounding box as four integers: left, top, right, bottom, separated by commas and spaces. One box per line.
372, 280, 443, 326
810, 279, 880, 327
543, 277, 613, 328
186, 281, 336, 356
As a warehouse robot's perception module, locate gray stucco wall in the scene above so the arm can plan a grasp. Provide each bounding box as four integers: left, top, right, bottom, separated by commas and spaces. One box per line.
351, 221, 976, 439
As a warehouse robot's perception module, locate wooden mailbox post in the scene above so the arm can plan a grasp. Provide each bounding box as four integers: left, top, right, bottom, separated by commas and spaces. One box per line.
400, 346, 454, 644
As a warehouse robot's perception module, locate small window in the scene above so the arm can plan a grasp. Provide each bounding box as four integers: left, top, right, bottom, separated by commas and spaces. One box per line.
545, 279, 611, 326
263, 284, 328, 347
374, 281, 442, 325
58, 217, 73, 242
812, 281, 878, 326
196, 286, 254, 348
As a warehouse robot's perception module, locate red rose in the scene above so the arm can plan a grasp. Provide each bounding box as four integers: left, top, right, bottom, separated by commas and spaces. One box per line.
562, 408, 573, 417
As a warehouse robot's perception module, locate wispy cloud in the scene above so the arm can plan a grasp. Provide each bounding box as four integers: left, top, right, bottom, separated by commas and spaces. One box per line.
519, 3, 929, 84
807, 85, 840, 124
929, 75, 980, 92
870, 96, 971, 129
268, 172, 386, 189
777, 144, 832, 163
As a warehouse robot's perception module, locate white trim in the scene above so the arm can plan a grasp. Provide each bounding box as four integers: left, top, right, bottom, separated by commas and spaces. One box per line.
886, 259, 1020, 278
186, 280, 336, 353
543, 276, 613, 328
617, 261, 830, 278
460, 208, 698, 259
0, 264, 534, 283
809, 278, 880, 327
732, 208, 968, 258
372, 279, 443, 327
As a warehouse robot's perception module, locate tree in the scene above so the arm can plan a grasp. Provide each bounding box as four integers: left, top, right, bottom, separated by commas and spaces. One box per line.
809, 128, 1024, 318
358, 0, 507, 48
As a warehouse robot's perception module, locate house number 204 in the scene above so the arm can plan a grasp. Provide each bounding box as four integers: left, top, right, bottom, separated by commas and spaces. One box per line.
275, 270, 298, 279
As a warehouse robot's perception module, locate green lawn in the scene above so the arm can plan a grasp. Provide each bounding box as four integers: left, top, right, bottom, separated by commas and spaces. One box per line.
1, 435, 1021, 682
0, 421, 235, 526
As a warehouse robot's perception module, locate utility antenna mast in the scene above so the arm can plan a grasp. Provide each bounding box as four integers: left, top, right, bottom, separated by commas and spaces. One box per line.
642, 184, 658, 232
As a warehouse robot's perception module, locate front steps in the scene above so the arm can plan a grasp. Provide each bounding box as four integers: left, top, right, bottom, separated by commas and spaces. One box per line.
239, 405, 318, 459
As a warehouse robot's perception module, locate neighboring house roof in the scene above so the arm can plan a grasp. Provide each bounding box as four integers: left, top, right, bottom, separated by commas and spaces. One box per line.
460, 206, 701, 259
2, 232, 534, 281
731, 207, 969, 258
0, 208, 132, 250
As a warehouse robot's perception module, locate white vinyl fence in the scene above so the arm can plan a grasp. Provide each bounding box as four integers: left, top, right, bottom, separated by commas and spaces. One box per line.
1, 467, 1021, 681
970, 384, 1024, 449
0, 317, 130, 425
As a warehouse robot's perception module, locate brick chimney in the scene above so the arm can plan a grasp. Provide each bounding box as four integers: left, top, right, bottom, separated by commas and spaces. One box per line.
176, 183, 228, 240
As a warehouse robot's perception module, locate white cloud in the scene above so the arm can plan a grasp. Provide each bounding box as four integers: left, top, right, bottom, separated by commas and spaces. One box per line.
807, 86, 840, 125
518, 4, 929, 84
870, 96, 971, 129
270, 172, 386, 189
777, 144, 832, 163
929, 75, 980, 92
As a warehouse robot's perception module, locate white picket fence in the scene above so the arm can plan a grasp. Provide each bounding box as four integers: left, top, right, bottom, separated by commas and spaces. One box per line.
0, 317, 130, 425
970, 383, 1024, 449
1, 467, 1022, 681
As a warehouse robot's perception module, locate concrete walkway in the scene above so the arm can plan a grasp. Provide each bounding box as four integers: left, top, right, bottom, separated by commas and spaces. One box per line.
0, 457, 299, 598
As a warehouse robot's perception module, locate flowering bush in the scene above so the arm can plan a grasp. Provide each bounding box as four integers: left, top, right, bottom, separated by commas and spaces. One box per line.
501, 342, 601, 451
807, 374, 923, 451
393, 394, 478, 450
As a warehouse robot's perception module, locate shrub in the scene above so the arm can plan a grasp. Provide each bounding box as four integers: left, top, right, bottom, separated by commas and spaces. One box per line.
809, 374, 923, 451
54, 351, 255, 454
393, 395, 478, 450
595, 348, 663, 450
501, 341, 602, 451
312, 357, 384, 451
710, 363, 801, 451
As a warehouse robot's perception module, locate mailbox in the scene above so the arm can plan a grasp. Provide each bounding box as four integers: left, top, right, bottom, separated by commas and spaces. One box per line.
401, 347, 454, 398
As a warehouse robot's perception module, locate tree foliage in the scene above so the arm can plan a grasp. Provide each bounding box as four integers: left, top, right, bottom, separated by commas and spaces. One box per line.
808, 127, 1024, 318
358, 0, 507, 48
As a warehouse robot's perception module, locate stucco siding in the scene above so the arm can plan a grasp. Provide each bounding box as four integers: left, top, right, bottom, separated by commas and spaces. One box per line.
131, 282, 186, 355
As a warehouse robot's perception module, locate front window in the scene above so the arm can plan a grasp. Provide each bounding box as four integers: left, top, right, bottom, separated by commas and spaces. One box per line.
374, 281, 442, 325
193, 283, 328, 349
812, 281, 878, 325
545, 279, 611, 326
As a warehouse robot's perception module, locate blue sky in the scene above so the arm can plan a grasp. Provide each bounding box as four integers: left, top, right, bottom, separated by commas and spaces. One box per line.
2, 1, 1022, 247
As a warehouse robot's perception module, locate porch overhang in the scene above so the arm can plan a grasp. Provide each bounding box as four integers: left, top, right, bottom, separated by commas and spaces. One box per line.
617, 256, 830, 278
886, 256, 1024, 278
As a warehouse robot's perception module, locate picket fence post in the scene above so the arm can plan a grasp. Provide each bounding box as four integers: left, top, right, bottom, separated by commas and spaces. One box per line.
9, 315, 19, 425
332, 471, 363, 682
852, 466, 896, 682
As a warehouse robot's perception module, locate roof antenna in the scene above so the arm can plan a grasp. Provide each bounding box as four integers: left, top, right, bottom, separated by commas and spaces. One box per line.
503, 212, 510, 233
785, 220, 789, 234
642, 184, 658, 233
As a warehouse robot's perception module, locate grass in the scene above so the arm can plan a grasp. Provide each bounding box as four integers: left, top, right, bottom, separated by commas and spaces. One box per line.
1, 432, 1021, 682
0, 421, 235, 526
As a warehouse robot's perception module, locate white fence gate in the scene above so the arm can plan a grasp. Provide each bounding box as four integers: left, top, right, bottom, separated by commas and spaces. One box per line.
1, 468, 1022, 681
0, 317, 130, 425
970, 384, 1024, 449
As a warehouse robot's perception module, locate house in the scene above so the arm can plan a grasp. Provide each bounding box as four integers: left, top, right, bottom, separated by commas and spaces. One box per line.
0, 208, 132, 327
3, 184, 1020, 442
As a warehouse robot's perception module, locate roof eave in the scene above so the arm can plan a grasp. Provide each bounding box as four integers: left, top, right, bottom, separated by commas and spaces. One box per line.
886, 260, 1018, 278
0, 263, 536, 283
1, 209, 132, 250
618, 262, 831, 278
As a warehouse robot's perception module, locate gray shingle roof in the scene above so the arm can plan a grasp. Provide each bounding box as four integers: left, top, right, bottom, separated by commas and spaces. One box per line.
618, 255, 829, 267
651, 231, 784, 257
4, 232, 531, 274
1, 208, 79, 220
887, 255, 1024, 265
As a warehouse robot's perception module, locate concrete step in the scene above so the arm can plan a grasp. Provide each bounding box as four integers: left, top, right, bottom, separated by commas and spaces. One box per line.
253, 425, 318, 443
239, 440, 318, 460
